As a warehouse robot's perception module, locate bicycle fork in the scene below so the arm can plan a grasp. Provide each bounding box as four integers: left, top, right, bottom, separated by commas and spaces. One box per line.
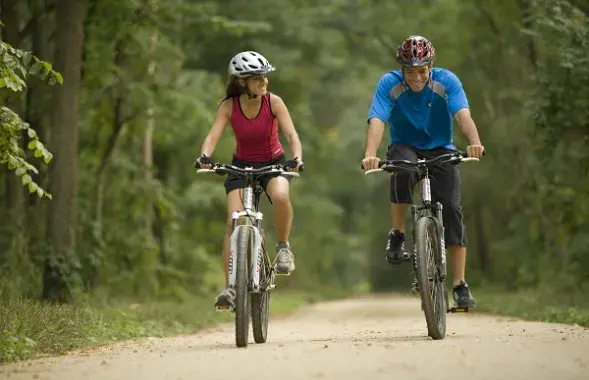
410, 176, 448, 292
227, 187, 266, 295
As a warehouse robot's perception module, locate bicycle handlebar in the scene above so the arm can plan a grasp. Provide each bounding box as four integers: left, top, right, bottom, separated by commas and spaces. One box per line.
364, 150, 484, 175
196, 162, 300, 178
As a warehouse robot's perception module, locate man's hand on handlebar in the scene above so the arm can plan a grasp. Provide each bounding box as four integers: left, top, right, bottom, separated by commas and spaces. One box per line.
361, 156, 381, 171
466, 144, 485, 159
194, 154, 214, 169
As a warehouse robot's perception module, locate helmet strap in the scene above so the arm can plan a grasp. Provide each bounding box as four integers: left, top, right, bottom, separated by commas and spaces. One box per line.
240, 83, 259, 99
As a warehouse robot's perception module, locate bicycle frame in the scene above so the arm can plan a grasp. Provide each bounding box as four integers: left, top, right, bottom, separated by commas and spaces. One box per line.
197, 163, 299, 294
410, 163, 448, 274
365, 151, 479, 288
228, 177, 265, 293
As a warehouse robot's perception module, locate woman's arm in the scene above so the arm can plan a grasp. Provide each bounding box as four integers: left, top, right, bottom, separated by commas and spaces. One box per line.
271, 94, 303, 161
200, 99, 231, 157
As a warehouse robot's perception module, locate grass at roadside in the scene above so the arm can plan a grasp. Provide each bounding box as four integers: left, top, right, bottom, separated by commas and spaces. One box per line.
475, 288, 589, 327
0, 290, 323, 363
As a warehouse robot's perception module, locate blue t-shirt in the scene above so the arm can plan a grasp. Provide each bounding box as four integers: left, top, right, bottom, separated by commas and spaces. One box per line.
367, 67, 469, 150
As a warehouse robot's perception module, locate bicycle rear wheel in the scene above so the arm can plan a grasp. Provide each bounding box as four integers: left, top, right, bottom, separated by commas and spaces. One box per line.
415, 216, 447, 340
251, 229, 270, 344
235, 225, 251, 348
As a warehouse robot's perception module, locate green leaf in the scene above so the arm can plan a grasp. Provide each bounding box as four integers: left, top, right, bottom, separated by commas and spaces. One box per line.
54, 72, 64, 84
27, 182, 37, 194
43, 151, 53, 164
22, 52, 33, 67
21, 174, 32, 185
29, 62, 43, 75
28, 140, 37, 150
34, 149, 43, 158
27, 128, 37, 139
36, 187, 44, 197
0, 78, 5, 88
15, 167, 26, 176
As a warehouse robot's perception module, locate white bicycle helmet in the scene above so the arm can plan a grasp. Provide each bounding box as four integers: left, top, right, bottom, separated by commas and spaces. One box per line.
228, 51, 276, 78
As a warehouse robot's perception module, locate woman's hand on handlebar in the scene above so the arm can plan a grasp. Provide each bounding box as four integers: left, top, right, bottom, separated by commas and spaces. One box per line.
195, 154, 215, 169
285, 157, 304, 173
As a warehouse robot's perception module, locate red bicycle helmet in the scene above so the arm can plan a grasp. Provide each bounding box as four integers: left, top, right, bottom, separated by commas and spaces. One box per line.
396, 35, 436, 67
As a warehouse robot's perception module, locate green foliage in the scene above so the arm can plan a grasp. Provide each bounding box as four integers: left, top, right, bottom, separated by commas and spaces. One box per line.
0, 40, 61, 198
1, 0, 589, 355
477, 288, 589, 327
0, 291, 315, 363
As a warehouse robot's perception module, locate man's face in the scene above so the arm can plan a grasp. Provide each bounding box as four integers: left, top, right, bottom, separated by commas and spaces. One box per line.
403, 65, 431, 92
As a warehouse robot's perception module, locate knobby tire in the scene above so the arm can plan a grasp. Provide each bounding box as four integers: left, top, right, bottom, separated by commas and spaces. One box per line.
235, 226, 251, 347
415, 216, 447, 340
251, 229, 270, 344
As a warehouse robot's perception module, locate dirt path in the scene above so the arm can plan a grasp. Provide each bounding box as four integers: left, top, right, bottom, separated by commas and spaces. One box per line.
2, 294, 588, 380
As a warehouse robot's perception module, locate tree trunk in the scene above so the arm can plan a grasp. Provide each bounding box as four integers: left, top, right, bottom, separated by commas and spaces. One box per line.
142, 30, 158, 231
26, 0, 52, 207
25, 0, 52, 260
152, 148, 168, 265
517, 0, 539, 71
86, 37, 127, 290
2, 0, 26, 254
42, 0, 86, 302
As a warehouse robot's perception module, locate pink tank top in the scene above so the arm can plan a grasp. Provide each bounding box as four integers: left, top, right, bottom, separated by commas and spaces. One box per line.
230, 93, 284, 162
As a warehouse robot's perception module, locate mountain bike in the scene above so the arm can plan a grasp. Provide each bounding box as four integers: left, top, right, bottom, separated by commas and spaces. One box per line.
364, 150, 480, 340
196, 161, 299, 348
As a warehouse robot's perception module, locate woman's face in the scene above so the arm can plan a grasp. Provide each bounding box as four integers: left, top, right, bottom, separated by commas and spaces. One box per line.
241, 74, 268, 96
403, 65, 431, 92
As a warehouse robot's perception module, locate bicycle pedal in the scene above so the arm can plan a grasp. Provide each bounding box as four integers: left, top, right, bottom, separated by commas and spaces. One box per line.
385, 256, 410, 265
215, 305, 234, 312
448, 306, 469, 313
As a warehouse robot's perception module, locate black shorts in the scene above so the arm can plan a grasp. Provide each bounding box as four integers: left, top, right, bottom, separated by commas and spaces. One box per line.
387, 143, 466, 247
224, 154, 291, 195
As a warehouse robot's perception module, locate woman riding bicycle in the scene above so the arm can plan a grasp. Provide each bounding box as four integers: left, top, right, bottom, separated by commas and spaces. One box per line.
196, 51, 304, 309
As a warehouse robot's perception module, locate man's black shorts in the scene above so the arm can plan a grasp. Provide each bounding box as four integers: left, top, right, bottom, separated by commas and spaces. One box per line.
386, 143, 466, 247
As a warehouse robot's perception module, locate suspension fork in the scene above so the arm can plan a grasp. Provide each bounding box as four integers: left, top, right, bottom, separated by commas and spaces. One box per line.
228, 183, 264, 292
434, 202, 447, 281
411, 204, 420, 293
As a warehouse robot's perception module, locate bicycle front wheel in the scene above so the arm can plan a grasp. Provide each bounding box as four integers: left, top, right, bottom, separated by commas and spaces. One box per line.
234, 226, 251, 348
251, 228, 270, 344
415, 216, 447, 340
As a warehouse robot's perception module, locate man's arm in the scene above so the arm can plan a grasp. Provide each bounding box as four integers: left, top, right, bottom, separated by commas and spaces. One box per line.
362, 74, 394, 169
446, 71, 485, 158
454, 108, 481, 146
365, 118, 386, 157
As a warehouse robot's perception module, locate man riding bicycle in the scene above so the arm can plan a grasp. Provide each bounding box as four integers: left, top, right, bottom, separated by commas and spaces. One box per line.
361, 35, 484, 309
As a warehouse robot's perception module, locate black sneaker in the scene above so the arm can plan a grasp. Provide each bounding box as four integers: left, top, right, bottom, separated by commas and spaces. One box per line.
385, 229, 409, 264
214, 288, 236, 310
453, 281, 476, 308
